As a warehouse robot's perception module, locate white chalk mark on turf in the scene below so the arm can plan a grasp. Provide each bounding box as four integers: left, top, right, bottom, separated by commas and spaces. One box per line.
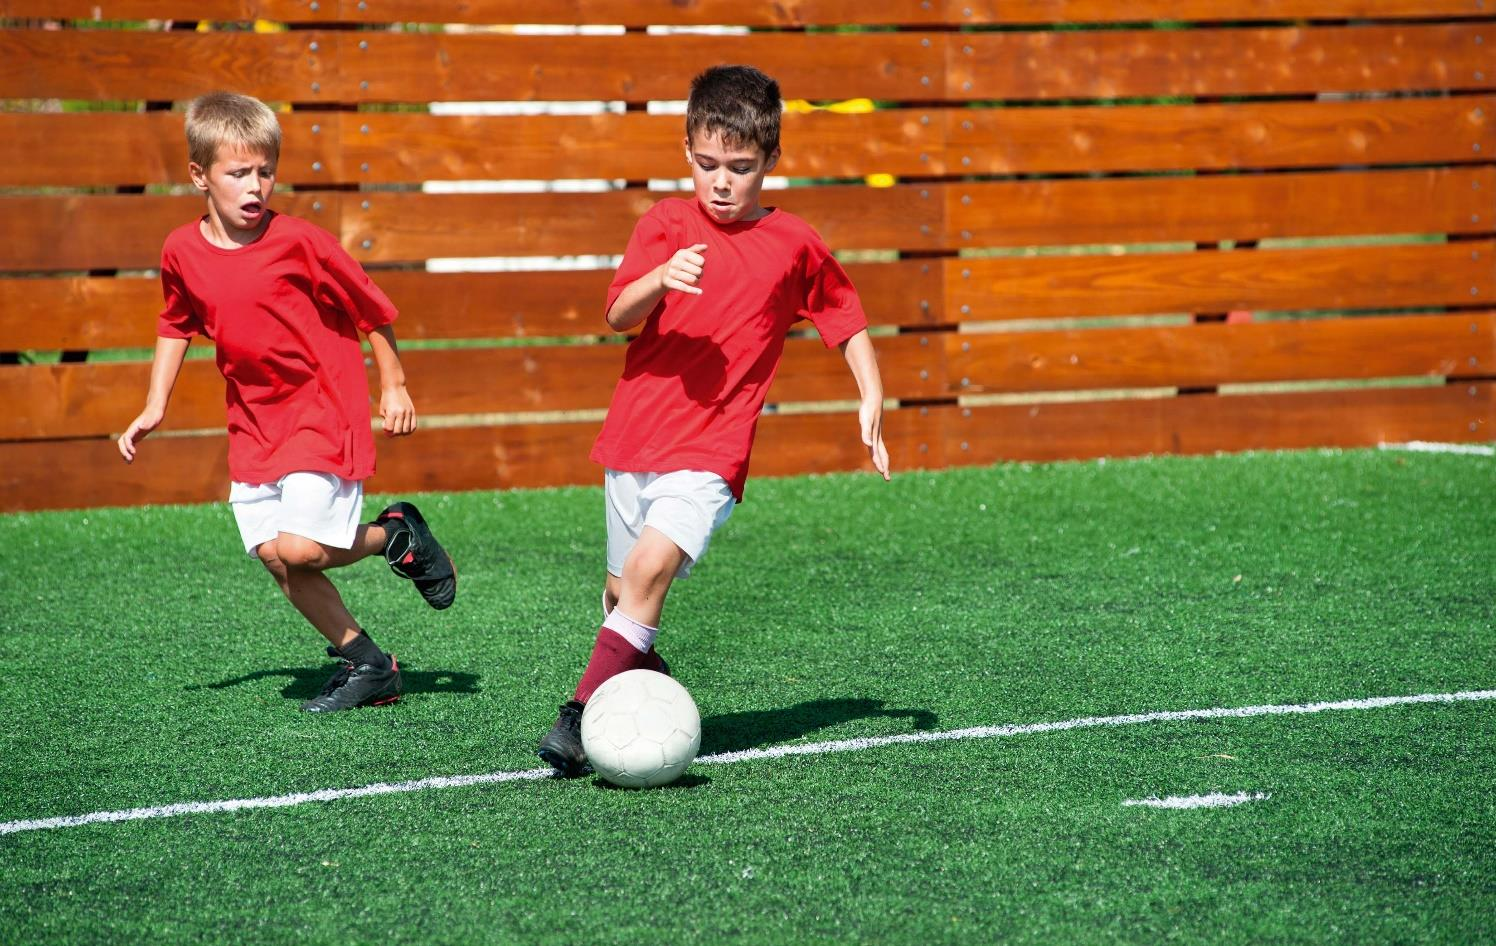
1124, 791, 1270, 810
1379, 441, 1495, 457
3, 688, 1492, 836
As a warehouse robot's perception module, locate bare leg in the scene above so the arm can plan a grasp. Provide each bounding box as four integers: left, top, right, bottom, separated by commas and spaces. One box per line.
273, 531, 384, 650
603, 572, 622, 618
615, 526, 687, 627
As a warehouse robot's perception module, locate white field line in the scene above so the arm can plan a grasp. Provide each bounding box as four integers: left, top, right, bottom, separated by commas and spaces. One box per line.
1124, 791, 1270, 810
2, 688, 1492, 837
1379, 441, 1495, 456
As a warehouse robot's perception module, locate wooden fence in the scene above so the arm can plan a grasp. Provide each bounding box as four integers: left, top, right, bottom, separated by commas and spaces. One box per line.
1, 1, 1492, 511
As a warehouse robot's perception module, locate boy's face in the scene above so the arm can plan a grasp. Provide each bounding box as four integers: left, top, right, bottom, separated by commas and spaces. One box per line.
684, 129, 779, 225
189, 142, 277, 238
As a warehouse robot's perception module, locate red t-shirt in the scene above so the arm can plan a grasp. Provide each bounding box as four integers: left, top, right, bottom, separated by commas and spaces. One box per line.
157, 212, 398, 485
591, 198, 868, 501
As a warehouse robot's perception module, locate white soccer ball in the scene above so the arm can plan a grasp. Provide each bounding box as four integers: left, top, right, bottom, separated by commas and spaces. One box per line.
581, 669, 701, 788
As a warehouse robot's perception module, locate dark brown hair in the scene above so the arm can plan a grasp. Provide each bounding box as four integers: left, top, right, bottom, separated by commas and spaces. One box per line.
685, 65, 781, 157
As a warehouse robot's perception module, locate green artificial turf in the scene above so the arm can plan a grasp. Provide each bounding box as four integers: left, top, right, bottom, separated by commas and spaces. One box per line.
1, 448, 1492, 944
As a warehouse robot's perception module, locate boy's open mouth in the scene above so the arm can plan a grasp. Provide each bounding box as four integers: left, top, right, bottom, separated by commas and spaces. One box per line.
241, 201, 263, 216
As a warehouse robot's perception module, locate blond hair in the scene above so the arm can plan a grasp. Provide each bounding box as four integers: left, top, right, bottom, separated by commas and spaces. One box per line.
185, 91, 281, 170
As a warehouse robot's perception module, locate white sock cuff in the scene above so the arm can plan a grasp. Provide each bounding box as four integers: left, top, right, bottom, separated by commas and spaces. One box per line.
603, 607, 657, 654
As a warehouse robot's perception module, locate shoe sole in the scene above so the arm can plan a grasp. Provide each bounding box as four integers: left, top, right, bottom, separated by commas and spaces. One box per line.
537, 744, 588, 778
380, 503, 457, 610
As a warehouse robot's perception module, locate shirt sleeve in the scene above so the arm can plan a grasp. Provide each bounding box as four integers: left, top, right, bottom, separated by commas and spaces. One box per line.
799, 241, 868, 349
156, 245, 203, 340
604, 205, 674, 317
316, 236, 398, 334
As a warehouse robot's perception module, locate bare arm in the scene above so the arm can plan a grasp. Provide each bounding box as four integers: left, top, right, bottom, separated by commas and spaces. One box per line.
605, 243, 708, 333
367, 323, 415, 436
118, 335, 191, 463
839, 329, 891, 481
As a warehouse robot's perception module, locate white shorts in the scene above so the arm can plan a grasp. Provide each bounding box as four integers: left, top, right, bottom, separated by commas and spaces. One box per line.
605, 469, 734, 580
229, 471, 364, 556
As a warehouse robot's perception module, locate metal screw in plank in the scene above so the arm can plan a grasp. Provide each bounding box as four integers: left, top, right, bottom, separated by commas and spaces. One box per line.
361, 124, 370, 134
361, 200, 371, 210
311, 123, 320, 134
960, 305, 970, 314
312, 161, 322, 171
361, 162, 370, 172
311, 82, 320, 93
360, 41, 368, 50
312, 201, 322, 212
362, 239, 373, 249
309, 41, 319, 52
361, 81, 370, 91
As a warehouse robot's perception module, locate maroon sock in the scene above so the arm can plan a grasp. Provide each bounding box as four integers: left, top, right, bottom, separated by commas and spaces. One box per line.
574, 627, 650, 703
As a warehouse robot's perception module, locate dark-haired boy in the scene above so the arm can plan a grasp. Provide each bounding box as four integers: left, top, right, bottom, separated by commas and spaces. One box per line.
118, 91, 456, 712
538, 65, 891, 775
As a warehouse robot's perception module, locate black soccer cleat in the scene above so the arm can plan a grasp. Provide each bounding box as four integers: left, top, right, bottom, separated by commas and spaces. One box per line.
537, 700, 588, 777
300, 650, 403, 713
377, 501, 456, 610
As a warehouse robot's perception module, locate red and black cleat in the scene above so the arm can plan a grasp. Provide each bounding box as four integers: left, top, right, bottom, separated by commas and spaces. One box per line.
377, 501, 457, 610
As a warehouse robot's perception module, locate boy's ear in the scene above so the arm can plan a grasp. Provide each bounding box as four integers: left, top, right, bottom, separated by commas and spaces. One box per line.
682, 136, 693, 164
764, 148, 781, 174
187, 161, 209, 192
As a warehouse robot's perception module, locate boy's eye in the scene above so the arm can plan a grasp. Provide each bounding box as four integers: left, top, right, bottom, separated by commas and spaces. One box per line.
732, 166, 752, 174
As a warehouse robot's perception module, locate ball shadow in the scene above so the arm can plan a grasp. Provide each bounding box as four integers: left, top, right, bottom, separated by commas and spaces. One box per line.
699, 697, 939, 755
590, 773, 712, 791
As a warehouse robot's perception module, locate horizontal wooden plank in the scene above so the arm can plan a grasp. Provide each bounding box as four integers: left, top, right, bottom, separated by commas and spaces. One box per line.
342, 110, 941, 183
948, 96, 1494, 176
0, 259, 940, 351
947, 381, 1496, 465
949, 167, 1494, 248
0, 1, 950, 25
0, 332, 940, 440
344, 186, 946, 262
5, 383, 1489, 511
7, 0, 1485, 25
9, 26, 1491, 105
952, 0, 1492, 20
0, 112, 340, 188
949, 313, 1496, 394
945, 239, 1496, 320
0, 407, 922, 511
12, 96, 1488, 187
0, 30, 944, 103
0, 29, 334, 103
952, 24, 1496, 100
0, 193, 337, 272
3, 167, 1487, 272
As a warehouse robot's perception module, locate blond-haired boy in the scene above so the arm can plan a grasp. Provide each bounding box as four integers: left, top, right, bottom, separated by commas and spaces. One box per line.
119, 91, 456, 712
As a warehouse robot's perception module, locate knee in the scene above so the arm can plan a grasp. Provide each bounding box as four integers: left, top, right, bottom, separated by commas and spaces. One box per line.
623, 546, 679, 589
275, 534, 328, 572
256, 543, 289, 583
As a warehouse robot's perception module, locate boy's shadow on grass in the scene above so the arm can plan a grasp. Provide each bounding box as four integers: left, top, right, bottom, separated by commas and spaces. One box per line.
699, 698, 939, 755
188, 663, 480, 701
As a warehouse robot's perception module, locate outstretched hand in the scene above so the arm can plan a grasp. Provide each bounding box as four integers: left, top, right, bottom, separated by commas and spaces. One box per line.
661, 243, 708, 296
117, 408, 163, 464
860, 398, 891, 481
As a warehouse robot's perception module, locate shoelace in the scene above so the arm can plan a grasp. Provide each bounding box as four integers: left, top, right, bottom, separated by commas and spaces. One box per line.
318, 648, 356, 696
